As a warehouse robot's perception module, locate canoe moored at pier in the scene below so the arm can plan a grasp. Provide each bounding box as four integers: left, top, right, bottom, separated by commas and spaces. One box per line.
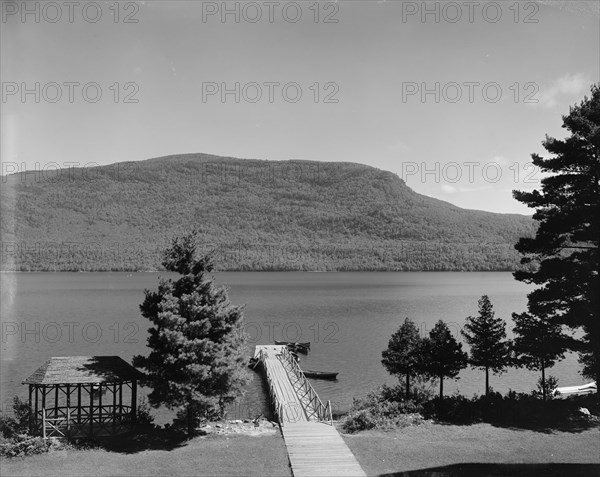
303, 370, 338, 380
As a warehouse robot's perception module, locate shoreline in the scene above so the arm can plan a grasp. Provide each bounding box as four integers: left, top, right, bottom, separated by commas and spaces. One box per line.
1, 269, 519, 273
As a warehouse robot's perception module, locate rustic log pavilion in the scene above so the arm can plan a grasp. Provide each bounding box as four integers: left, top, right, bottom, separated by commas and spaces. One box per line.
22, 356, 144, 439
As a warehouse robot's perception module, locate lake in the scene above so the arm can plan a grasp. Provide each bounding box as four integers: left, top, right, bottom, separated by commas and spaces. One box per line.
0, 272, 585, 423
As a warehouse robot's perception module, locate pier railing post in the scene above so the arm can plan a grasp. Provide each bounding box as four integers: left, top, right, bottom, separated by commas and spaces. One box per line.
279, 403, 284, 427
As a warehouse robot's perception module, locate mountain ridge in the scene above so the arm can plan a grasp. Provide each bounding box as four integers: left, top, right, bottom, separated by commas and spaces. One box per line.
0, 153, 536, 271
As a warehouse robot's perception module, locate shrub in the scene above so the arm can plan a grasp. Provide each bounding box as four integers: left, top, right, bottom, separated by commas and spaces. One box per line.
0, 416, 19, 439
379, 399, 422, 416
0, 397, 51, 458
378, 384, 409, 403
407, 378, 435, 404
12, 396, 32, 429
0, 436, 50, 458
535, 375, 559, 400
344, 382, 599, 433
136, 398, 155, 429
341, 385, 426, 433
342, 409, 379, 433
0, 397, 32, 439
422, 394, 474, 423
420, 389, 599, 427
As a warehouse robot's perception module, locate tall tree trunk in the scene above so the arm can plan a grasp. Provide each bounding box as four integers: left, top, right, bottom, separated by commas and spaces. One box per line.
485, 366, 489, 396
596, 368, 600, 407
541, 362, 546, 401
187, 404, 194, 437
406, 373, 410, 399
438, 376, 444, 415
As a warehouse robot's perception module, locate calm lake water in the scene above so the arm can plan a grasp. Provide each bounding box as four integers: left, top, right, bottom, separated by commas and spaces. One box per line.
0, 272, 585, 423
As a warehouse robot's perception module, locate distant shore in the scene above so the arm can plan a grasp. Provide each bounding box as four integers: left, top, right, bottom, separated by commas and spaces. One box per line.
0, 269, 519, 273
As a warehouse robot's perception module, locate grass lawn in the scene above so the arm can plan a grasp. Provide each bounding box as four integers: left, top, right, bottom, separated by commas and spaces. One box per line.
341, 421, 600, 476
0, 433, 292, 477
3, 422, 599, 477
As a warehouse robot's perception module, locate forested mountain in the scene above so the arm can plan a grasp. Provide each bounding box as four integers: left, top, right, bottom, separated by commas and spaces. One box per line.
0, 154, 536, 271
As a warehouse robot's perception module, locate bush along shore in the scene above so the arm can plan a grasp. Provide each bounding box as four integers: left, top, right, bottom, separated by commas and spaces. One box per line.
340, 383, 600, 434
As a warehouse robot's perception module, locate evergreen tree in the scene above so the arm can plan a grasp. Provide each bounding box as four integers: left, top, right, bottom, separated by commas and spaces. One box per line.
382, 317, 423, 398
512, 311, 567, 400
421, 320, 468, 401
133, 232, 250, 435
513, 83, 600, 386
461, 295, 510, 396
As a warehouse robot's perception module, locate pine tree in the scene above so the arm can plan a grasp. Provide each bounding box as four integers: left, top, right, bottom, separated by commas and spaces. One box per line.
512, 311, 567, 400
461, 295, 510, 396
421, 320, 468, 401
382, 317, 423, 398
513, 83, 600, 386
133, 232, 250, 435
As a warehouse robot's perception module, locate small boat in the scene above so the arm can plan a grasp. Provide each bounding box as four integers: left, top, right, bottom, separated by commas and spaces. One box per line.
291, 344, 308, 355
274, 340, 310, 352
554, 381, 596, 396
303, 370, 338, 380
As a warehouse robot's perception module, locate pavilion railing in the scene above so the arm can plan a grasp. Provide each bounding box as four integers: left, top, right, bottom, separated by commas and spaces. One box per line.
37, 405, 134, 438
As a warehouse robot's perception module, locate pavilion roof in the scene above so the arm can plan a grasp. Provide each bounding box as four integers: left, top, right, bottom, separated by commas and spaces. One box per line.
22, 356, 144, 385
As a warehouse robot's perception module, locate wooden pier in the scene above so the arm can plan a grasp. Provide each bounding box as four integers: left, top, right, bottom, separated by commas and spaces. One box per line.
253, 345, 366, 477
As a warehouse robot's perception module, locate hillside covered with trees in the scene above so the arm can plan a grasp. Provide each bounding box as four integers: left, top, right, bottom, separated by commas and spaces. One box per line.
0, 154, 536, 271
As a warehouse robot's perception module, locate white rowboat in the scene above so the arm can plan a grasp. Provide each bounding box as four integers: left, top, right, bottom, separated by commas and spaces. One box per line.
554, 381, 596, 396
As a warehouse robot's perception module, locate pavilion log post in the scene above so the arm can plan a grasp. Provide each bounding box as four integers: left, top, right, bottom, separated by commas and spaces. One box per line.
112, 383, 117, 434
131, 380, 137, 428
89, 385, 93, 436
77, 384, 82, 429
119, 383, 123, 416
54, 385, 59, 421
66, 384, 71, 437
28, 385, 33, 433
99, 384, 103, 433
34, 386, 39, 434
41, 385, 46, 437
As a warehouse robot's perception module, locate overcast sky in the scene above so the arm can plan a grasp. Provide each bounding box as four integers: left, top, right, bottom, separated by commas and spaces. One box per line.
2, 0, 599, 214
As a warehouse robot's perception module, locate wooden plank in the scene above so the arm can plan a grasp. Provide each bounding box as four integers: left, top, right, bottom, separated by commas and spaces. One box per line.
283, 422, 366, 477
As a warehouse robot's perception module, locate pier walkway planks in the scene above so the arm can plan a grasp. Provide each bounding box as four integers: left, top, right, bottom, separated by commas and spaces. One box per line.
253, 345, 366, 477
254, 345, 308, 422
282, 422, 367, 477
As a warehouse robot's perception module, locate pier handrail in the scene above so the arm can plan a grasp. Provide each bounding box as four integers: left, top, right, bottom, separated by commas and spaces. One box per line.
279, 346, 331, 424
